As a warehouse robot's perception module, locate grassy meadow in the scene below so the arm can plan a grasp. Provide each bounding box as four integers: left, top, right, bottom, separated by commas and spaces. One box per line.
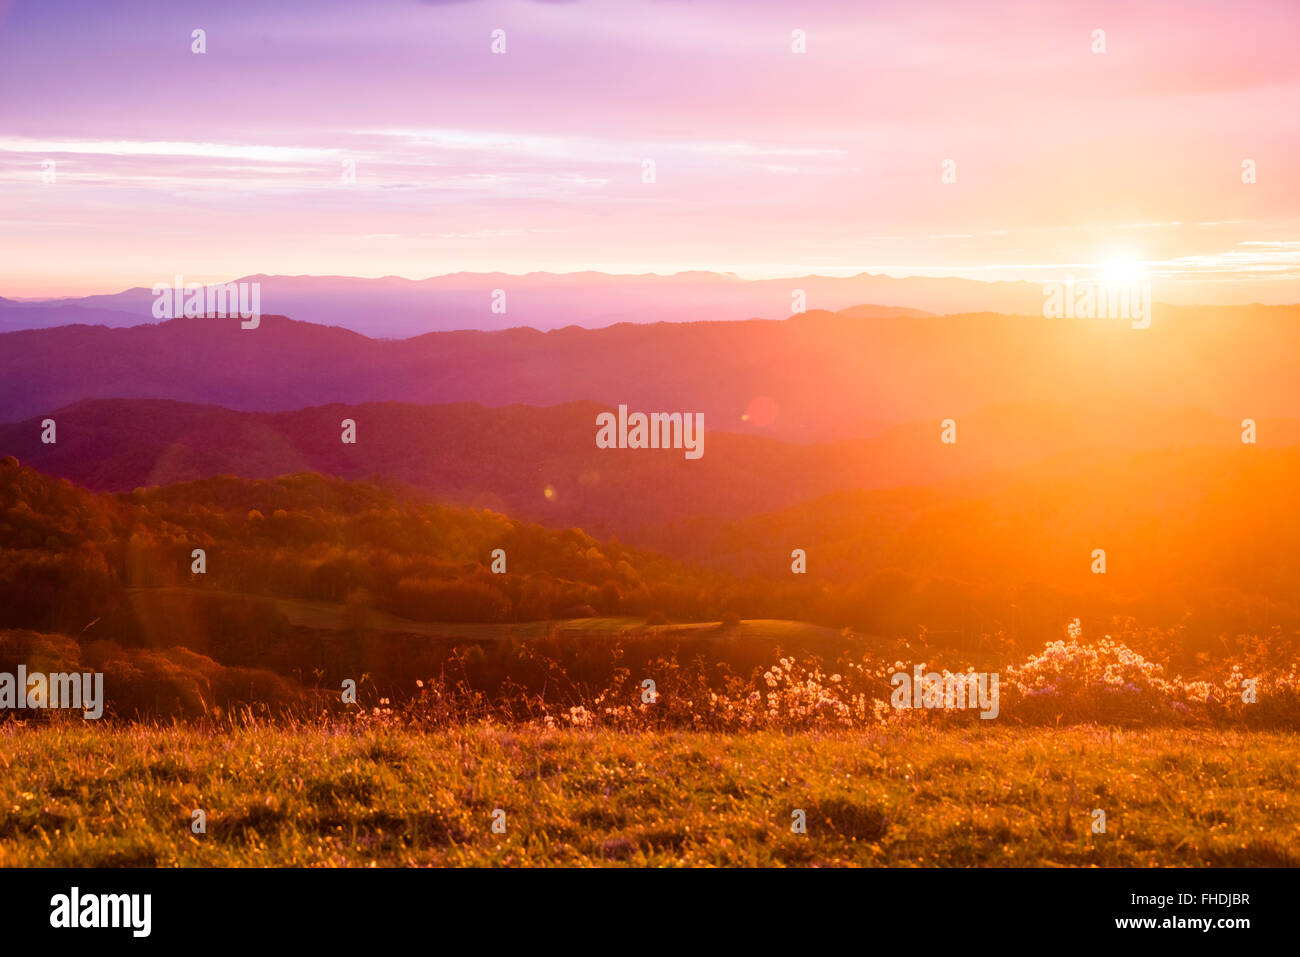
4, 466, 1298, 867
1, 722, 1295, 867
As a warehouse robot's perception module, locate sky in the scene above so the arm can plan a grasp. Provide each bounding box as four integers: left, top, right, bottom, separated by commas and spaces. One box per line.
1, 0, 1298, 297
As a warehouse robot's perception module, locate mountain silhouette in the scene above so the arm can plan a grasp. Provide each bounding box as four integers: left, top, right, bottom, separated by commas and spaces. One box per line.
2, 304, 1298, 443
3, 396, 1294, 544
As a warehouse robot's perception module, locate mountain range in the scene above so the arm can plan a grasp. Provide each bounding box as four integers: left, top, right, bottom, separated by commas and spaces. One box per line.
1, 272, 1049, 337
2, 299, 1297, 638
3, 304, 1298, 442
2, 395, 1295, 545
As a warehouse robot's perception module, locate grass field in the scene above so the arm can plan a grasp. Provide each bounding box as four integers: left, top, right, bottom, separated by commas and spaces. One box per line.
1, 723, 1295, 867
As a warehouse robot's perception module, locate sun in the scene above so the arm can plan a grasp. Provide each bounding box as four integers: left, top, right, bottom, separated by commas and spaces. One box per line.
1100, 256, 1143, 284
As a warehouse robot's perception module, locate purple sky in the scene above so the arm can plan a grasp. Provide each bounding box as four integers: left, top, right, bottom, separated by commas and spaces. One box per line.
1, 0, 1298, 298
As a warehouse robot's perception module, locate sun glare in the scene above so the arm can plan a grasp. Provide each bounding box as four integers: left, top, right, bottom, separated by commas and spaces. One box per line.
1101, 256, 1143, 284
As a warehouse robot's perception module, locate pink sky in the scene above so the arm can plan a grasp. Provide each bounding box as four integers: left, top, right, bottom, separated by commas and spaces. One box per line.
1, 0, 1297, 298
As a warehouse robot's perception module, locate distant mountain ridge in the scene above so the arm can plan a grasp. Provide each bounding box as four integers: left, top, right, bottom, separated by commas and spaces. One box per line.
2, 304, 1298, 442
1, 271, 1035, 336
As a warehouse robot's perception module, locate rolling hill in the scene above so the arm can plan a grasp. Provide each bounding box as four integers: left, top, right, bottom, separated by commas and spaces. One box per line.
2, 304, 1299, 443
3, 396, 1294, 542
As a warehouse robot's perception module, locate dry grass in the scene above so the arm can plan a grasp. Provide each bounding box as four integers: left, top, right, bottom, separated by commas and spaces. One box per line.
0, 722, 1295, 867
